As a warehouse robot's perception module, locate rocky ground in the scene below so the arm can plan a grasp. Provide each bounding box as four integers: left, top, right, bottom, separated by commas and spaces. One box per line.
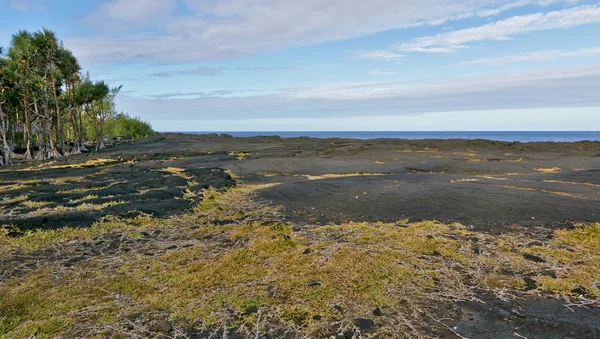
1, 133, 599, 338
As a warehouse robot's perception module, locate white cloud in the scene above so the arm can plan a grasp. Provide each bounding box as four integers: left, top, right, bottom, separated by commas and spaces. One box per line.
397, 5, 600, 53
8, 0, 46, 11
71, 0, 570, 64
152, 108, 600, 132
355, 51, 404, 61
285, 64, 600, 101
149, 66, 227, 77
117, 63, 600, 121
464, 47, 600, 64
95, 0, 176, 23
475, 0, 579, 17
368, 71, 395, 76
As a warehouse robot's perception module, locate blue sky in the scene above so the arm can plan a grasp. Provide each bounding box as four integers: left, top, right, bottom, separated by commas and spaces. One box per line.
1, 0, 600, 131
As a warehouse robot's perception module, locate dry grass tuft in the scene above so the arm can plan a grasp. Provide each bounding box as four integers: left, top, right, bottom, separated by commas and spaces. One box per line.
534, 167, 561, 173
229, 151, 252, 160
160, 167, 192, 179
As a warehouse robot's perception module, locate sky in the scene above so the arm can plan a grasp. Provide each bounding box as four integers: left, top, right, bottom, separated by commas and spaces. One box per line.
1, 0, 600, 131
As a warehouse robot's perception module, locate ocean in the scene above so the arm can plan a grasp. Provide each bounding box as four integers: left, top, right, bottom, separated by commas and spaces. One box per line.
181, 131, 600, 143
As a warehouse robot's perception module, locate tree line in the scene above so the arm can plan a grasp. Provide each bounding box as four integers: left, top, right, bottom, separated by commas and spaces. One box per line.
0, 29, 152, 166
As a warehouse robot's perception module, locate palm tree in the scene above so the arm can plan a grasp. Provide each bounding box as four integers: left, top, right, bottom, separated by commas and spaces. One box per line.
7, 30, 35, 160
0, 46, 11, 166
75, 75, 95, 151
0, 27, 140, 166
93, 81, 110, 149
32, 29, 62, 158
57, 46, 81, 154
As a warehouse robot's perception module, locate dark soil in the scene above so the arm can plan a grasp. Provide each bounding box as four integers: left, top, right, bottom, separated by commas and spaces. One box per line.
0, 136, 234, 231
2, 133, 599, 338
455, 294, 600, 338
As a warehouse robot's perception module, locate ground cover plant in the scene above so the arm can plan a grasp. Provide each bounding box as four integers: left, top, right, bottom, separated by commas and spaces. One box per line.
1, 183, 599, 338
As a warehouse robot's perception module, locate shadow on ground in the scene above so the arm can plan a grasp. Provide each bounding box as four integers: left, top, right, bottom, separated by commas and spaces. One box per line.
0, 143, 234, 231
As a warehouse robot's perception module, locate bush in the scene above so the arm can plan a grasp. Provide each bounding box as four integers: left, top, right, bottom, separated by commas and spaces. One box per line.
104, 113, 153, 140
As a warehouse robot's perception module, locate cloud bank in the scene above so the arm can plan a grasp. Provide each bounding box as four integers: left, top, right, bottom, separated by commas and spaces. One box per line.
119, 63, 600, 121
68, 0, 578, 65
397, 5, 600, 53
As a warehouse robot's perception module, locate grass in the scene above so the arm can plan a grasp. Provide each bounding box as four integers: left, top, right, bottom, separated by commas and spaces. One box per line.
228, 151, 252, 160
57, 181, 127, 195
0, 215, 162, 252
9, 159, 118, 173
302, 173, 389, 180
0, 183, 26, 193
21, 200, 51, 209
160, 167, 192, 179
0, 194, 28, 205
535, 167, 562, 173
20, 200, 125, 218
1, 186, 599, 337
544, 180, 600, 189
51, 176, 86, 186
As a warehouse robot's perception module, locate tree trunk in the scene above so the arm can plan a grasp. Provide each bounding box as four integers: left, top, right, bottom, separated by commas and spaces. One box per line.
23, 95, 33, 160
79, 106, 87, 151
66, 79, 78, 155
46, 116, 60, 158
33, 100, 46, 161
90, 101, 101, 151
98, 99, 106, 150
51, 70, 65, 154
44, 94, 61, 159
70, 110, 81, 155
0, 101, 10, 166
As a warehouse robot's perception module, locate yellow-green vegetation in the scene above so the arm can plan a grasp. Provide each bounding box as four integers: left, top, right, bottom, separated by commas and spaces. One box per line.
21, 200, 52, 209
52, 176, 87, 186
160, 167, 192, 179
21, 200, 124, 218
0, 183, 26, 193
10, 159, 119, 173
0, 194, 28, 205
228, 151, 252, 160
1, 185, 599, 337
544, 179, 600, 189
0, 215, 162, 252
534, 167, 562, 173
303, 173, 389, 180
57, 181, 126, 194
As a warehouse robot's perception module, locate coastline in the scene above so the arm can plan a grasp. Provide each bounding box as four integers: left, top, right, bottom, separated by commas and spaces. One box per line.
172, 130, 600, 143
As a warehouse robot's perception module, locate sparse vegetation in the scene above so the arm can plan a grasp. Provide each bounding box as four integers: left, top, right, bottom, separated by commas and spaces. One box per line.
228, 151, 252, 160
1, 134, 599, 337
1, 184, 599, 338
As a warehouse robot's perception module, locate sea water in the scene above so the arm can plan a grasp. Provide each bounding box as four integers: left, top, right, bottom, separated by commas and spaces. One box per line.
181, 131, 600, 143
